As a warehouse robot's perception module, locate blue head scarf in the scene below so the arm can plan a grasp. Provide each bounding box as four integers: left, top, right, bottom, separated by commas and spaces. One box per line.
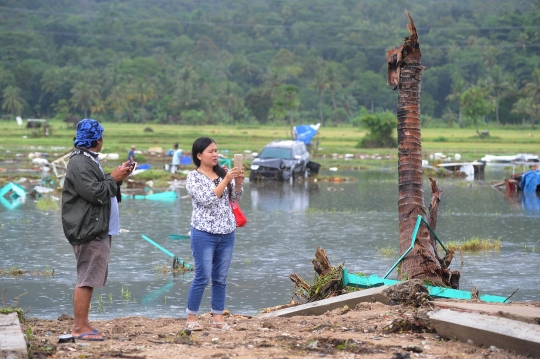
74, 119, 104, 148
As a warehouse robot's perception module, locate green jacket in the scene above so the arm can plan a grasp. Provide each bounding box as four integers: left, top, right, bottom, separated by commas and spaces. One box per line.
61, 147, 118, 245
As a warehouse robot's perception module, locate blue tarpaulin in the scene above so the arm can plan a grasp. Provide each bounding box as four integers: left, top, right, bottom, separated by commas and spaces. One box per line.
292, 123, 320, 145
519, 170, 540, 192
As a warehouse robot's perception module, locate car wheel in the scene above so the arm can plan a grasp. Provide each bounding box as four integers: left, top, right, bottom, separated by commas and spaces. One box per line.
249, 171, 256, 182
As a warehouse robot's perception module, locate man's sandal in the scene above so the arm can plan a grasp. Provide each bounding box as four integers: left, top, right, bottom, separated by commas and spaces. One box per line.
211, 321, 234, 331
184, 321, 203, 331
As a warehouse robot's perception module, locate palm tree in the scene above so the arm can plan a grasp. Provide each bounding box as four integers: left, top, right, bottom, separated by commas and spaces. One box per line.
70, 82, 101, 118
441, 107, 458, 127
2, 85, 27, 116
523, 69, 540, 105
516, 32, 529, 52
41, 68, 64, 96
520, 70, 540, 129
229, 54, 258, 84
337, 93, 358, 121
172, 67, 198, 110
127, 78, 156, 123
311, 67, 328, 124
512, 96, 538, 129
90, 98, 107, 117
389, 12, 454, 287
325, 64, 342, 125
484, 65, 507, 125
218, 82, 243, 123
445, 77, 467, 128
106, 84, 130, 122
481, 46, 501, 69
270, 85, 300, 138
259, 67, 288, 99
281, 85, 300, 134
461, 85, 494, 134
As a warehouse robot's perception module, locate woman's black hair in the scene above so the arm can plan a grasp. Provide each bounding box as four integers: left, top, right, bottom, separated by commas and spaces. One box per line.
192, 137, 232, 197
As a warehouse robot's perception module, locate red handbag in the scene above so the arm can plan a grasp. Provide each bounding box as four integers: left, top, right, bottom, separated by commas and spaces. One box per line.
230, 200, 247, 227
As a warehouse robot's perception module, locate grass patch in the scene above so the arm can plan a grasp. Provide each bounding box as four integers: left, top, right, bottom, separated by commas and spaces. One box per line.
523, 245, 538, 253
154, 263, 192, 274
31, 265, 55, 277
445, 237, 501, 252
432, 136, 448, 142
0, 306, 26, 322
1, 289, 27, 322
0, 266, 55, 277
36, 197, 59, 211
0, 266, 24, 276
377, 245, 396, 256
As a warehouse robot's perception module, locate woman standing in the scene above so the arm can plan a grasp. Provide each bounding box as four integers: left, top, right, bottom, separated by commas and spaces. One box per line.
185, 137, 244, 331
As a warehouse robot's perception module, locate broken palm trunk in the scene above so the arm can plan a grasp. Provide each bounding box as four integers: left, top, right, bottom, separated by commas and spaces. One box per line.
289, 247, 347, 303
387, 11, 458, 287
289, 247, 504, 304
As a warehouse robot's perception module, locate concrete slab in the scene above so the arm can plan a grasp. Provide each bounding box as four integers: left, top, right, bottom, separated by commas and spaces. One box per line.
258, 286, 390, 318
0, 313, 28, 359
429, 308, 540, 358
431, 300, 540, 325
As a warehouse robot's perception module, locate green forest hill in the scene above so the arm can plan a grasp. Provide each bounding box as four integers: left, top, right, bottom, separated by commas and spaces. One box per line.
0, 0, 539, 130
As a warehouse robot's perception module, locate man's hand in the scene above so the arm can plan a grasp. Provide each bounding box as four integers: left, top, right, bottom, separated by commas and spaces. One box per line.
111, 161, 132, 182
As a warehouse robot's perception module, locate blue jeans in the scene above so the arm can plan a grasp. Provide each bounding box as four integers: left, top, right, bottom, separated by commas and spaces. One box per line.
186, 227, 235, 315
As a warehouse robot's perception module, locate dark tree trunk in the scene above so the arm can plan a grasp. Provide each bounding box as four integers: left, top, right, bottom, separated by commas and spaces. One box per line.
387, 11, 456, 287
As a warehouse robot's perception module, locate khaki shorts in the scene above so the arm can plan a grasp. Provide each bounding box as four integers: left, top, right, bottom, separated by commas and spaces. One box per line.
72, 236, 111, 289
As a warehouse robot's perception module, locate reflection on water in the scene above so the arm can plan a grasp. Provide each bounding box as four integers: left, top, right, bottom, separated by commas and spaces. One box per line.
0, 196, 25, 210
1, 168, 538, 320
520, 192, 540, 213
250, 181, 316, 212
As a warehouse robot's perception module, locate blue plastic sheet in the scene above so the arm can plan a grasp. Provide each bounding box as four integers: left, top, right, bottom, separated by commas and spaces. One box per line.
292, 123, 320, 145
519, 170, 540, 192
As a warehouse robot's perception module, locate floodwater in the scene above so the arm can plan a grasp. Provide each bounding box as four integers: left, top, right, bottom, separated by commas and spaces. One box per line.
1, 167, 539, 320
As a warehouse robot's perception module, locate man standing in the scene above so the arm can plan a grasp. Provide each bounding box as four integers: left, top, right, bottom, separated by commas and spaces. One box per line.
62, 119, 132, 341
127, 145, 136, 164
171, 143, 182, 173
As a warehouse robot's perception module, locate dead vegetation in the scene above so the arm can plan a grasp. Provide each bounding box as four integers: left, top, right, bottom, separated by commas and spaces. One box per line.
290, 247, 351, 304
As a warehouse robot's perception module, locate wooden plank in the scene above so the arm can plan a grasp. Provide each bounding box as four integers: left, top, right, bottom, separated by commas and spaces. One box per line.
257, 286, 390, 318
0, 313, 28, 359
429, 309, 540, 358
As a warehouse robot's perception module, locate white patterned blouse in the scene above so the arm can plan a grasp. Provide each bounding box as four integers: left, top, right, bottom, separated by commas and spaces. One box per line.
186, 170, 243, 234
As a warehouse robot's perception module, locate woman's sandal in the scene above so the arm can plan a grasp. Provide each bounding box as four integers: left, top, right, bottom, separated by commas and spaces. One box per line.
184, 321, 203, 331
211, 321, 234, 331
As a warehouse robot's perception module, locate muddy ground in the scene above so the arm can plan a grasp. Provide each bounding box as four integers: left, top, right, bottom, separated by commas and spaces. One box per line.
21, 300, 538, 359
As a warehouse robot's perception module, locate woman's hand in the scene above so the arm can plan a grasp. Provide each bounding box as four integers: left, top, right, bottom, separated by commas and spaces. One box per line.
234, 167, 245, 187
224, 166, 244, 186
223, 166, 237, 184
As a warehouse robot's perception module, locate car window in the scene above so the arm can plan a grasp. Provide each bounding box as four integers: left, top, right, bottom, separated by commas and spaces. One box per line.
294, 145, 306, 156
259, 147, 292, 159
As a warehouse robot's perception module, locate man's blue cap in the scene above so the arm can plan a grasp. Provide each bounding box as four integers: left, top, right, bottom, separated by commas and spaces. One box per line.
74, 119, 104, 148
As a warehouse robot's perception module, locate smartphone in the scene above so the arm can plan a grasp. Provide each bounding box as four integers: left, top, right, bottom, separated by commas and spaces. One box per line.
129, 162, 137, 171
233, 154, 243, 170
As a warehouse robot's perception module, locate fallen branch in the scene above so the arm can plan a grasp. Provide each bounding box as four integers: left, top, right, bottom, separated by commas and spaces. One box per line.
503, 286, 520, 303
